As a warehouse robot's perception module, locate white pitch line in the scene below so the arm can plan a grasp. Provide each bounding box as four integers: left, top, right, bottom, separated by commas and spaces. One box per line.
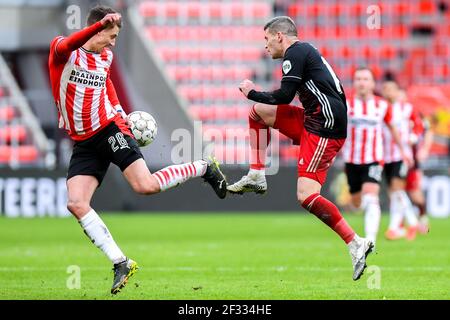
0, 266, 447, 272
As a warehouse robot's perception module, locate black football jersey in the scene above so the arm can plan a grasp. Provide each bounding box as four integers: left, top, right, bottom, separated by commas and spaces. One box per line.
281, 41, 348, 139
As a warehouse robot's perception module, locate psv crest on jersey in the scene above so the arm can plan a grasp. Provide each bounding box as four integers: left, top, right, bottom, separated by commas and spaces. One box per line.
282, 60, 292, 74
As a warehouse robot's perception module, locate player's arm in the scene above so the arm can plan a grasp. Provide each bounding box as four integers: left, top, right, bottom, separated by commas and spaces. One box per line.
417, 117, 434, 162
54, 13, 121, 60
242, 80, 298, 105
409, 109, 424, 144
384, 105, 412, 166
106, 77, 127, 119
240, 43, 306, 104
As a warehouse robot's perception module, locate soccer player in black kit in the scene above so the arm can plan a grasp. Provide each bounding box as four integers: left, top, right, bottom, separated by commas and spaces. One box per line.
227, 16, 373, 280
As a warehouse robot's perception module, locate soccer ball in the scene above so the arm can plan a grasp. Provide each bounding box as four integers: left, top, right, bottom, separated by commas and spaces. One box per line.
127, 111, 158, 147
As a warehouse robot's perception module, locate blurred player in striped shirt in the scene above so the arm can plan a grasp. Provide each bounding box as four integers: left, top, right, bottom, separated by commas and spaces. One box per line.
404, 97, 434, 234
343, 67, 409, 246
381, 80, 422, 241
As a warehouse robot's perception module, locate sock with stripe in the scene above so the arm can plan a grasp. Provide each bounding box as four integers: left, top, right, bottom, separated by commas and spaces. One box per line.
153, 160, 207, 192
79, 209, 126, 265
249, 105, 271, 170
301, 193, 355, 244
362, 193, 381, 244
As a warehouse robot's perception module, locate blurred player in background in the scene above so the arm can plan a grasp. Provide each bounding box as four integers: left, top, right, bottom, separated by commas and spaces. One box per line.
48, 5, 227, 294
343, 68, 408, 246
381, 80, 422, 240
398, 89, 435, 234
228, 16, 373, 281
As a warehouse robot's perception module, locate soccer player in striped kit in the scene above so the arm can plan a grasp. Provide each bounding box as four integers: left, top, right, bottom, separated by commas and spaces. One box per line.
227, 16, 373, 281
381, 80, 423, 240
343, 68, 409, 246
48, 5, 227, 294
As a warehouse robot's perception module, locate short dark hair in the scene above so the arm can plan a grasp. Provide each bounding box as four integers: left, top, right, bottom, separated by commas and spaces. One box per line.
354, 66, 375, 80
87, 5, 121, 28
264, 16, 297, 37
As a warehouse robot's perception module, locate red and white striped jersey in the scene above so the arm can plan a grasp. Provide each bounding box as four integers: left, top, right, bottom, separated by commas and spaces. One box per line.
49, 36, 123, 141
382, 101, 419, 163
343, 96, 392, 164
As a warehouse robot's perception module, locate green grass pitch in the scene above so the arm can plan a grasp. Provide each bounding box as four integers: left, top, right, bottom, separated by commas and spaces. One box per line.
0, 213, 449, 300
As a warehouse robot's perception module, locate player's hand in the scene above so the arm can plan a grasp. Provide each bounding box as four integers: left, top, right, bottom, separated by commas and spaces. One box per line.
239, 79, 256, 97
100, 13, 122, 28
115, 105, 129, 124
402, 152, 413, 168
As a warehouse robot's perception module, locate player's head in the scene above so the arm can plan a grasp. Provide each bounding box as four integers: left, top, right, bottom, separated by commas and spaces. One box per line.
87, 5, 121, 50
263, 16, 298, 59
381, 80, 400, 103
353, 67, 376, 98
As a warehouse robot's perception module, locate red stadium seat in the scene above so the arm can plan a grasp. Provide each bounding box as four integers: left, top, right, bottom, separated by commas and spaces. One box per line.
350, 3, 364, 17
361, 46, 375, 60
164, 2, 180, 18
307, 4, 321, 19
0, 106, 15, 121
0, 125, 27, 143
0, 145, 39, 163
186, 2, 201, 19
178, 85, 203, 102
287, 4, 302, 17
442, 63, 450, 78
230, 3, 244, 19
340, 46, 354, 59
251, 2, 271, 18
329, 3, 342, 17
380, 45, 396, 60
208, 2, 222, 19
419, 0, 436, 14
394, 2, 411, 17
139, 2, 159, 18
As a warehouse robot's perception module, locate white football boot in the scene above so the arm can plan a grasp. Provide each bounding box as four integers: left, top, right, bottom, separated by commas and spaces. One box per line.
348, 235, 374, 281
227, 171, 267, 195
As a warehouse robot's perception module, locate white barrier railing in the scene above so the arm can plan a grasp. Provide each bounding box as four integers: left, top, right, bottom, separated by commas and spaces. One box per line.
0, 53, 49, 167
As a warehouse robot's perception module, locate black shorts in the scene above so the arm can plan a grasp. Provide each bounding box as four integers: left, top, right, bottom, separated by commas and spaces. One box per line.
383, 161, 408, 185
345, 162, 383, 194
67, 122, 143, 186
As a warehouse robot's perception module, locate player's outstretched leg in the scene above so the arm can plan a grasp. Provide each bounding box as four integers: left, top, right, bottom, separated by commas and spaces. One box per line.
127, 158, 227, 199
201, 156, 228, 199
77, 208, 139, 294
299, 177, 374, 281
111, 258, 139, 294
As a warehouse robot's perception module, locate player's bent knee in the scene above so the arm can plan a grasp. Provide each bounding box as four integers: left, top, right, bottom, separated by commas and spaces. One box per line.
297, 189, 315, 205
297, 192, 307, 205
67, 200, 90, 217
131, 177, 160, 195
252, 103, 276, 126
